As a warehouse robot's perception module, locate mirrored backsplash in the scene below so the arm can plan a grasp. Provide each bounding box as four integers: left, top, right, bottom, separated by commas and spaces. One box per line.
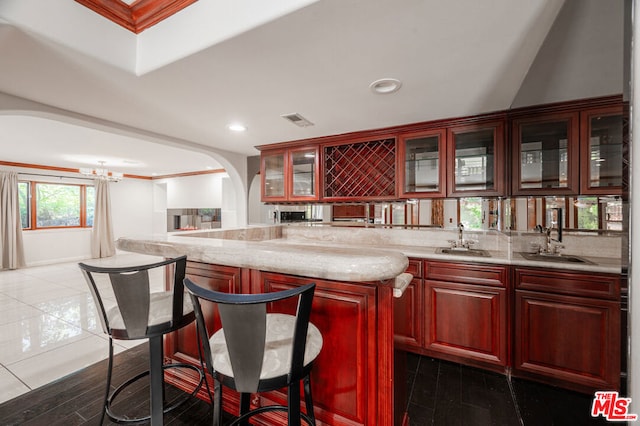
266, 196, 624, 234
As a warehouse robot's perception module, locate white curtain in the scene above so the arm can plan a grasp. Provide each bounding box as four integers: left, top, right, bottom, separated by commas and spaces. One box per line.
91, 178, 115, 258
0, 171, 26, 269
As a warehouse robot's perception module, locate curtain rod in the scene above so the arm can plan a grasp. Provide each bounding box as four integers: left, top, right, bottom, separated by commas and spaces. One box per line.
18, 172, 96, 182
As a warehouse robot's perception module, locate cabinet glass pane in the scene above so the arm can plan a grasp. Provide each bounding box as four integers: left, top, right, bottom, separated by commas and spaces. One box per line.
291, 150, 316, 197
519, 121, 569, 189
404, 136, 440, 193
454, 129, 494, 191
263, 153, 285, 197
587, 114, 623, 189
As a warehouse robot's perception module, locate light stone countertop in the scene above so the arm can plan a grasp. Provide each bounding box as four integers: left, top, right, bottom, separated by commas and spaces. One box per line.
267, 239, 621, 274
116, 225, 622, 282
116, 233, 409, 283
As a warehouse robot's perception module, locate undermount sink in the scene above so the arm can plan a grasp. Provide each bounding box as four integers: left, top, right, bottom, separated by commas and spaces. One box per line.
435, 247, 490, 257
518, 252, 593, 264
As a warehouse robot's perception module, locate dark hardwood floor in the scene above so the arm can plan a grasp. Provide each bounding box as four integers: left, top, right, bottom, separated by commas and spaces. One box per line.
0, 344, 610, 425
406, 353, 609, 426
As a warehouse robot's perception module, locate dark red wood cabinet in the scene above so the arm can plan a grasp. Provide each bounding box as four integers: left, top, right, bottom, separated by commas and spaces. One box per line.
511, 111, 580, 196
258, 95, 622, 203
260, 145, 320, 202
394, 259, 423, 351
394, 259, 508, 372
397, 129, 447, 198
513, 267, 621, 393
510, 96, 623, 197
323, 137, 397, 201
580, 104, 625, 195
446, 120, 506, 197
165, 261, 404, 426
423, 261, 508, 370
164, 262, 246, 414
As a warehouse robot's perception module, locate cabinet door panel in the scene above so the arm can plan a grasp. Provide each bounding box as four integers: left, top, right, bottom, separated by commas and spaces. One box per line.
394, 277, 423, 350
288, 146, 320, 201
446, 120, 505, 197
515, 290, 620, 392
512, 112, 579, 195
165, 262, 242, 362
425, 280, 507, 366
258, 272, 379, 426
580, 106, 624, 194
398, 129, 446, 198
261, 150, 287, 201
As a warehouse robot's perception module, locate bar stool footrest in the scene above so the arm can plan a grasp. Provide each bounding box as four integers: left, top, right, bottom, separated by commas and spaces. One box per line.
106, 362, 204, 424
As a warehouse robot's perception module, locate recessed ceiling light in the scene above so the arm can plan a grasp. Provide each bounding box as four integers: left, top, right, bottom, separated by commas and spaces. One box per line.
369, 78, 402, 94
228, 123, 247, 132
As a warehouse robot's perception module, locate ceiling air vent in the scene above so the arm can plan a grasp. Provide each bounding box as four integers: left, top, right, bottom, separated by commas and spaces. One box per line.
281, 113, 314, 127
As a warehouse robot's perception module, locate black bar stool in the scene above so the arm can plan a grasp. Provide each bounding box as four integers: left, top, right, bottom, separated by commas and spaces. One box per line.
184, 279, 323, 426
79, 255, 204, 425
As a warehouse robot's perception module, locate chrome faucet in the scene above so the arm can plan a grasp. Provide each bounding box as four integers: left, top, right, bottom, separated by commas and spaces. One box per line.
448, 223, 472, 249
540, 208, 564, 255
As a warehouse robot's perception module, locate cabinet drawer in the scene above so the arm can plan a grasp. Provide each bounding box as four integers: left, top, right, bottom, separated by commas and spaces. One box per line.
515, 268, 620, 300
425, 261, 506, 288
406, 259, 422, 278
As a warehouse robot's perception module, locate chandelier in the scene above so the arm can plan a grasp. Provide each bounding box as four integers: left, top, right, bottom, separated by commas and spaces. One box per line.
79, 161, 123, 182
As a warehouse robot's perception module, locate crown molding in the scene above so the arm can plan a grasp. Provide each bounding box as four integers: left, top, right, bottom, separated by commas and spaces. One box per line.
75, 0, 197, 33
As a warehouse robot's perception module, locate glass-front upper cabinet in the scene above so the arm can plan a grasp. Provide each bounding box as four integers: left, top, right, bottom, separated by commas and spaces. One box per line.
260, 146, 320, 202
446, 120, 505, 197
261, 150, 287, 201
288, 146, 319, 201
398, 129, 446, 198
511, 112, 579, 196
580, 105, 624, 194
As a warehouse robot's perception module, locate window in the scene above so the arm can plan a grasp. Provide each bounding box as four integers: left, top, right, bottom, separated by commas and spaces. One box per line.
459, 197, 483, 229
19, 181, 95, 229
575, 197, 598, 230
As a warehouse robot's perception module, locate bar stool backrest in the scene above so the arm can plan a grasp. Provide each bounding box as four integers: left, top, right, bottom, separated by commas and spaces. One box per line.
79, 255, 188, 340
184, 279, 317, 393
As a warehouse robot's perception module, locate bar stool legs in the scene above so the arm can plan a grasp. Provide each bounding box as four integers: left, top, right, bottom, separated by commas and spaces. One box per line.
149, 335, 164, 425
101, 336, 204, 425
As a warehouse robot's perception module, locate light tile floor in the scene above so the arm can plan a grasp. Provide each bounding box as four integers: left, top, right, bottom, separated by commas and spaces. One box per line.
0, 253, 164, 404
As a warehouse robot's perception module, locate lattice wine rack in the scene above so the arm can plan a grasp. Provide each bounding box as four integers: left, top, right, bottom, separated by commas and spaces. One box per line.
324, 138, 396, 199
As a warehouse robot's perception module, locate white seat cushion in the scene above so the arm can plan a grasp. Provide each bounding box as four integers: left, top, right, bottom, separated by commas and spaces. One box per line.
210, 313, 323, 380
106, 291, 193, 333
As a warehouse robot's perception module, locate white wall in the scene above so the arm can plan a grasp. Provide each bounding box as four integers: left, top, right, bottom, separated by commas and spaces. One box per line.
154, 172, 239, 228
110, 177, 154, 240
152, 182, 167, 234
158, 173, 224, 208
221, 176, 237, 228
248, 174, 266, 224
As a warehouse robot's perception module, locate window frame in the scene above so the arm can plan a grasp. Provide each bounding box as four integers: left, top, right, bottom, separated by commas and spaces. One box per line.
20, 180, 95, 230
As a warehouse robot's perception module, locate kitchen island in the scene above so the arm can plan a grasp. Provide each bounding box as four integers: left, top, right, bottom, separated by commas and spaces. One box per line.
117, 226, 410, 426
